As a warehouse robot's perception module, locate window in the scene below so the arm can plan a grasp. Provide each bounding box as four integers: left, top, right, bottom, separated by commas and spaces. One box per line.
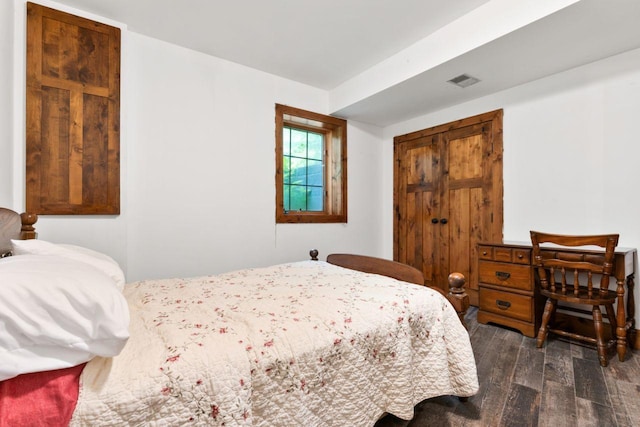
275, 104, 347, 223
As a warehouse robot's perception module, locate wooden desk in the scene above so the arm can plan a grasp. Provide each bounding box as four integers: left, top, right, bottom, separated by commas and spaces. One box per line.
477, 242, 636, 356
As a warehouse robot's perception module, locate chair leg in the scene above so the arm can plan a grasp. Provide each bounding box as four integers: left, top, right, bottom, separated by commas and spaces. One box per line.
604, 303, 617, 339
604, 303, 624, 362
593, 306, 608, 367
537, 298, 556, 348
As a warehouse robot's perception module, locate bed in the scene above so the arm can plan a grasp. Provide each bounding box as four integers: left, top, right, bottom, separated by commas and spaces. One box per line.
0, 207, 478, 426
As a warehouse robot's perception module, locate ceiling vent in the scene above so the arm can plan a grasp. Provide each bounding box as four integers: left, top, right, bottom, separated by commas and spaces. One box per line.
447, 74, 480, 88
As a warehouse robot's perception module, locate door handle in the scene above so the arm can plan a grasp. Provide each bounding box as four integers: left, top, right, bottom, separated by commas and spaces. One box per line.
431, 218, 439, 224
440, 218, 448, 224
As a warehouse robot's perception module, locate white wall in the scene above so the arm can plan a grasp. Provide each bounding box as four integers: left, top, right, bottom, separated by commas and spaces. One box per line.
121, 33, 385, 280
383, 47, 640, 247
3, 1, 386, 281
0, 0, 14, 208
382, 47, 640, 322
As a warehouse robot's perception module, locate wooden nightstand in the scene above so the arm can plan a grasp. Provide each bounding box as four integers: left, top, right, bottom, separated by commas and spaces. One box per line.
476, 242, 544, 337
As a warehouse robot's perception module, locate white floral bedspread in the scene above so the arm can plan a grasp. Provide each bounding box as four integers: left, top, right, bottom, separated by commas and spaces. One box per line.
71, 261, 478, 426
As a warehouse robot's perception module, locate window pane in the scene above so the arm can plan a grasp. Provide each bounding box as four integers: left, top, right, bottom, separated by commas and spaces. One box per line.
307, 159, 323, 186
307, 132, 323, 160
283, 185, 290, 211
291, 129, 307, 157
290, 157, 307, 185
283, 128, 291, 156
283, 156, 291, 184
308, 187, 323, 211
290, 185, 307, 211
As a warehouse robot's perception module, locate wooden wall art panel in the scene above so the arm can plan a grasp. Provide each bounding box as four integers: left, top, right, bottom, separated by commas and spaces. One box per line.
26, 2, 120, 214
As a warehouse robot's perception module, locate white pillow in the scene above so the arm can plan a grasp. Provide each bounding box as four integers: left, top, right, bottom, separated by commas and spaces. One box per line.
0, 254, 130, 381
11, 239, 125, 291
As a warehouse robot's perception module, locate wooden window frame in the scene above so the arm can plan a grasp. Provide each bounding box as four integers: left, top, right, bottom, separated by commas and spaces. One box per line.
275, 104, 347, 223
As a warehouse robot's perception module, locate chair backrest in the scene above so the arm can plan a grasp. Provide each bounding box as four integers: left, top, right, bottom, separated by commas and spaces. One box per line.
530, 231, 619, 298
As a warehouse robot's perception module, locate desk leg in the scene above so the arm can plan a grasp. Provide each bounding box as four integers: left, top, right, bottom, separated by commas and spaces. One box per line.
616, 277, 628, 361
626, 274, 636, 349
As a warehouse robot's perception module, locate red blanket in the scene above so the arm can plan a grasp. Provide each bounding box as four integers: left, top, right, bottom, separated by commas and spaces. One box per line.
0, 364, 85, 427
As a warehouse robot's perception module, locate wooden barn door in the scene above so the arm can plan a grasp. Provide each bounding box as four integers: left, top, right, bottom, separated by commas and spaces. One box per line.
394, 110, 503, 305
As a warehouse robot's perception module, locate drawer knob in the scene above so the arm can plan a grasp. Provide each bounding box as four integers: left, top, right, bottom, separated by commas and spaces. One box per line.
495, 271, 511, 280
496, 300, 511, 310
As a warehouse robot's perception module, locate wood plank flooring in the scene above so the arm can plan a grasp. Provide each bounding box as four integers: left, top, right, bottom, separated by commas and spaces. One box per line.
375, 307, 640, 427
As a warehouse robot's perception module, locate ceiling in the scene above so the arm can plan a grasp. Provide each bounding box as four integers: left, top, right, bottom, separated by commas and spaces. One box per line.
50, 0, 640, 126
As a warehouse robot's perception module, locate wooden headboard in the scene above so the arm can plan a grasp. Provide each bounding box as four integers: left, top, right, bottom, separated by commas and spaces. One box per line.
326, 253, 425, 285
322, 251, 470, 327
0, 208, 38, 257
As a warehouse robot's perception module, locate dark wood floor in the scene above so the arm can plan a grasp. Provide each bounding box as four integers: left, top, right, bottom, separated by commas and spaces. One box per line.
376, 307, 640, 427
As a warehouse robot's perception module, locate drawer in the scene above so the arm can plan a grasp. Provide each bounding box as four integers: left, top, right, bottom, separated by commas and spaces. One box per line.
479, 261, 532, 291
477, 245, 531, 264
512, 249, 531, 265
478, 245, 493, 260
479, 288, 533, 322
493, 247, 512, 262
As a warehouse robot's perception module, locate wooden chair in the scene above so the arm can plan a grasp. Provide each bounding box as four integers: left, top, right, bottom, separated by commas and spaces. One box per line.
530, 231, 621, 367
